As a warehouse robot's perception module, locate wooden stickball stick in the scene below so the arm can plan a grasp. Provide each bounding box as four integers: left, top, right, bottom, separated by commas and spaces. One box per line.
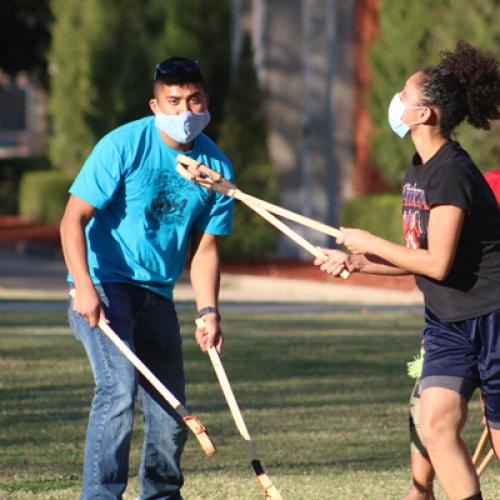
472, 426, 495, 476
472, 427, 489, 466
196, 319, 283, 499
244, 200, 350, 280
476, 449, 495, 476
176, 156, 343, 239
176, 156, 347, 272
69, 290, 216, 457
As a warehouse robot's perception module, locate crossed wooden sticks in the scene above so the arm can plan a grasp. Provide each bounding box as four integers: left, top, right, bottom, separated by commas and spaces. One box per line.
174, 155, 355, 498
176, 154, 350, 279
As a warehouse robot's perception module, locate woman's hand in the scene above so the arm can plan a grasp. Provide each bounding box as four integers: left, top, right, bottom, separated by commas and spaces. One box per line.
314, 248, 353, 277
337, 228, 379, 255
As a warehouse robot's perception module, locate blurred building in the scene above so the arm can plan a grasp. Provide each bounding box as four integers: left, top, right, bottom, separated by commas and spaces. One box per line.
0, 72, 49, 159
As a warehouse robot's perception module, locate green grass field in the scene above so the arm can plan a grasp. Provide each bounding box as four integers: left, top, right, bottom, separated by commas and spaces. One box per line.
0, 309, 498, 499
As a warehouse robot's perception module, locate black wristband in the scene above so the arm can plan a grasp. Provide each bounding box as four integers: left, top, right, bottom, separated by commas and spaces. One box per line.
198, 306, 220, 320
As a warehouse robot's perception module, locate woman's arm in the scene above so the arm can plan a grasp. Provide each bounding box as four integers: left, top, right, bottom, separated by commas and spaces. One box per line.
339, 205, 465, 281
351, 253, 411, 275
315, 249, 410, 277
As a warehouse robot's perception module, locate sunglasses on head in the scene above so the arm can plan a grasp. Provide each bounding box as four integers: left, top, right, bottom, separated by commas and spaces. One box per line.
153, 58, 200, 81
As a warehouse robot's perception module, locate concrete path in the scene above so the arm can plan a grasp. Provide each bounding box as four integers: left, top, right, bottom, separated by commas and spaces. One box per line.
0, 249, 423, 312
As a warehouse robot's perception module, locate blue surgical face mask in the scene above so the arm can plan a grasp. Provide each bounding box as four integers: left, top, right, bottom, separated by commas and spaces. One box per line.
154, 107, 210, 144
388, 93, 423, 138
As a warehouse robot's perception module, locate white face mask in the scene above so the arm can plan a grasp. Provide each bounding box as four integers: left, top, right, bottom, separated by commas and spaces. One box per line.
154, 107, 210, 144
388, 93, 423, 138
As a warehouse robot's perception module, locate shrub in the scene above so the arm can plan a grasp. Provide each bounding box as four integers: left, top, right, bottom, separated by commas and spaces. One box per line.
341, 194, 403, 244
19, 171, 74, 224
0, 157, 51, 214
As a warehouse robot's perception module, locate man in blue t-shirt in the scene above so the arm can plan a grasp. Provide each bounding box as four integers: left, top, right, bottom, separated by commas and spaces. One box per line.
60, 57, 234, 499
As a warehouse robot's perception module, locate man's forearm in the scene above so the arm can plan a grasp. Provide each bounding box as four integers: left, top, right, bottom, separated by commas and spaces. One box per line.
190, 244, 221, 310
60, 215, 94, 290
189, 234, 224, 352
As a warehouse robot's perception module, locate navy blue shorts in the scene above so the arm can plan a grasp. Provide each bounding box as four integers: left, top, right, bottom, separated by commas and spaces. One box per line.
420, 307, 500, 429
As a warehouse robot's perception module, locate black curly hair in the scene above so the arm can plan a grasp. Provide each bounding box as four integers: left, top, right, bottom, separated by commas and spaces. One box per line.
419, 40, 500, 137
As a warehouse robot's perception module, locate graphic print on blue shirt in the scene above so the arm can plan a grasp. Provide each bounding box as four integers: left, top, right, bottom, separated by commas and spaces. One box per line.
144, 171, 198, 240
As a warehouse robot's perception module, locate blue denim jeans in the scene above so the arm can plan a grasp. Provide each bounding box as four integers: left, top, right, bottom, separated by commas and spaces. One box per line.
69, 283, 187, 500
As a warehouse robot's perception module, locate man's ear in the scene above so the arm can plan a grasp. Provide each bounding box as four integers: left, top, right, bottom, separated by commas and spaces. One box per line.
149, 98, 158, 115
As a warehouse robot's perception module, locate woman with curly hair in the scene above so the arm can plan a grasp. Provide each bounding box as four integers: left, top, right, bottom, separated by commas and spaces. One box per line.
316, 40, 500, 499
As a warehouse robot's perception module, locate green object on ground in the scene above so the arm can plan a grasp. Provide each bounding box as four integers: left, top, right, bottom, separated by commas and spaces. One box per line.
407, 353, 424, 379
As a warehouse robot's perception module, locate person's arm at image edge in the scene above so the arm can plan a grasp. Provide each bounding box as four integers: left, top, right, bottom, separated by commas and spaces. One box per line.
60, 194, 103, 327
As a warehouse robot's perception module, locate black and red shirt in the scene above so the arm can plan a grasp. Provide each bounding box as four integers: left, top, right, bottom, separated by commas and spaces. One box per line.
401, 140, 500, 322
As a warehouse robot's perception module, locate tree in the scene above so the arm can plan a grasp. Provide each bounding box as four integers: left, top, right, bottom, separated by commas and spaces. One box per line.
48, 0, 162, 172
367, 0, 500, 189
217, 34, 277, 258
48, 0, 231, 173
48, 0, 98, 172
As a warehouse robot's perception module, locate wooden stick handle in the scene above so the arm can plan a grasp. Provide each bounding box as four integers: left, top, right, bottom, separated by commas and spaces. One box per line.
237, 192, 343, 239
96, 321, 180, 408
205, 345, 283, 499
472, 426, 489, 466
245, 201, 350, 279
247, 202, 323, 257
206, 345, 253, 443
197, 319, 283, 499
476, 448, 495, 476
97, 320, 216, 456
472, 425, 495, 476
69, 290, 216, 456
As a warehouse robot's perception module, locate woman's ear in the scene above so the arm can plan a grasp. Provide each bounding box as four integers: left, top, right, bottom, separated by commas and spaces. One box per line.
421, 106, 438, 126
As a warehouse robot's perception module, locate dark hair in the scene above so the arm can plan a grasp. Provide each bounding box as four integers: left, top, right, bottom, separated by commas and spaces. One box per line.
153, 57, 205, 93
419, 40, 500, 136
